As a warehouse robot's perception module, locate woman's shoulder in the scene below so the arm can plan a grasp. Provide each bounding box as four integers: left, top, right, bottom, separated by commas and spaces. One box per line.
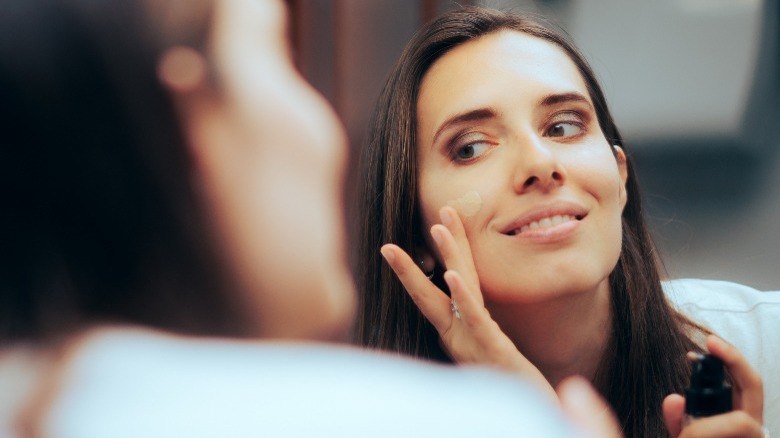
35, 327, 573, 437
661, 277, 780, 341
663, 278, 780, 312
663, 279, 780, 434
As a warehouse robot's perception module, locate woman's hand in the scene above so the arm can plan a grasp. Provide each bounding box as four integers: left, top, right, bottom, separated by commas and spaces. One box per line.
662, 335, 766, 437
380, 206, 556, 400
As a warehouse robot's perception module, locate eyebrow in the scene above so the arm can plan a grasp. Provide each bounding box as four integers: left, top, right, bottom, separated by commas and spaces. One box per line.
538, 92, 593, 109
428, 92, 593, 146
431, 107, 498, 146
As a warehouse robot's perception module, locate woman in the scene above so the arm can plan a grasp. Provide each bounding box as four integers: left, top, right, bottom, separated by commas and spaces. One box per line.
0, 0, 615, 436
354, 7, 778, 437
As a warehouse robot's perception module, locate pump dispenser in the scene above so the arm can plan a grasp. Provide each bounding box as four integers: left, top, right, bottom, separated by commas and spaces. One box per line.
684, 353, 732, 424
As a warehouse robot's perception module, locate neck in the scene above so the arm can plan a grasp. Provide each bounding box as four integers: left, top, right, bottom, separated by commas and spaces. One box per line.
485, 279, 613, 389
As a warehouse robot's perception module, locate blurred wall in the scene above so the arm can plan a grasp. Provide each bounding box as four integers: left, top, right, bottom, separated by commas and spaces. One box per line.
290, 0, 779, 289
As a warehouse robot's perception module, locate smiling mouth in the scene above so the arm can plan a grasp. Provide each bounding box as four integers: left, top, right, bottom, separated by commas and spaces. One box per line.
504, 214, 584, 236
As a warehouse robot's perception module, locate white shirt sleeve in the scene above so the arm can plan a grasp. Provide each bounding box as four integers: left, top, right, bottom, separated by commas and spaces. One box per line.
664, 278, 780, 435
40, 330, 576, 438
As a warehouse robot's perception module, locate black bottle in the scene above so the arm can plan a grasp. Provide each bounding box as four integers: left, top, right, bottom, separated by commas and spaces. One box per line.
684, 353, 732, 425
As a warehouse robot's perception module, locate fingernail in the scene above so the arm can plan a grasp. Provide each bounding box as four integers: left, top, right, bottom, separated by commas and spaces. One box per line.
711, 335, 729, 346
380, 246, 395, 264
560, 377, 593, 410
686, 351, 704, 361
439, 208, 452, 226
430, 227, 444, 246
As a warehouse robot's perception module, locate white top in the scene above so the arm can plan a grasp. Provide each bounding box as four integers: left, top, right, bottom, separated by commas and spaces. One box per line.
1, 329, 574, 438
665, 278, 780, 435
2, 279, 776, 437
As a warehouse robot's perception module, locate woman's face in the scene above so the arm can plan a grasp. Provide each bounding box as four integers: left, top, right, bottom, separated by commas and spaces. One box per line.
416, 30, 627, 304
189, 0, 355, 340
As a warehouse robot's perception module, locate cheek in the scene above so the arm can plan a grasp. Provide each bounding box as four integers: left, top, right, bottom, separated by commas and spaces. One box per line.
417, 193, 439, 229
417, 169, 453, 230
446, 190, 483, 217
573, 155, 626, 261
566, 148, 624, 204
417, 173, 489, 261
418, 173, 491, 232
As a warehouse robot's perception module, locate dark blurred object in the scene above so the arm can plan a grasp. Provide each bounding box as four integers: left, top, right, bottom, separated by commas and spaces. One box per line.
685, 353, 732, 419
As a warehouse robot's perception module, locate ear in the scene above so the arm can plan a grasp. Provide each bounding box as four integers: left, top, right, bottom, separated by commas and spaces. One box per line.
158, 45, 212, 170
613, 145, 628, 208
157, 46, 208, 94
158, 47, 236, 193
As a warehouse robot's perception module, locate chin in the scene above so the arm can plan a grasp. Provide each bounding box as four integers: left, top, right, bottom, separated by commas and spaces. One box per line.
256, 304, 354, 342
304, 294, 357, 342
292, 268, 357, 342
246, 264, 357, 342
482, 264, 613, 305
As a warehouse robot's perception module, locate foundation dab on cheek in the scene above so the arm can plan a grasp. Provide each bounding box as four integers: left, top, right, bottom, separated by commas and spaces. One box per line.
446, 190, 482, 217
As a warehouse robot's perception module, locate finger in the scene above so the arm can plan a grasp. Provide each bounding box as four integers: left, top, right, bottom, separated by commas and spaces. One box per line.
434, 206, 480, 295
380, 244, 451, 331
705, 335, 763, 421
678, 411, 764, 438
442, 269, 484, 328
558, 376, 622, 438
662, 393, 685, 437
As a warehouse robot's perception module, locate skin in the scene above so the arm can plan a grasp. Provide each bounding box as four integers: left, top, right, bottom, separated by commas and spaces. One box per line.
392, 29, 628, 388
558, 375, 623, 438
416, 30, 627, 307
446, 190, 482, 217
172, 0, 356, 340
380, 29, 765, 436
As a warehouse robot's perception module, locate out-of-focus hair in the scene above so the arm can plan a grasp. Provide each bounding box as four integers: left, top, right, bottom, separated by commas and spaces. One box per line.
0, 0, 245, 343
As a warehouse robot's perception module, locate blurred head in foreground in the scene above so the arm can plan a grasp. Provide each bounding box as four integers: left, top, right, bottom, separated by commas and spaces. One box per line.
0, 0, 356, 344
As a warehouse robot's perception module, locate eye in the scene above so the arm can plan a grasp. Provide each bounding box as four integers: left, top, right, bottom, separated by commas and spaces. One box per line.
454, 142, 490, 161
546, 122, 582, 138
544, 111, 587, 139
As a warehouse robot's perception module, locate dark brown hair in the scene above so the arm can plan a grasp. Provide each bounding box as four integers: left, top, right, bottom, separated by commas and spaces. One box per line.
353, 7, 705, 437
0, 0, 246, 343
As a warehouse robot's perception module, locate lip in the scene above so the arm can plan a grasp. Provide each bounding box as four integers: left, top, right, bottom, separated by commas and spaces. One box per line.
499, 201, 588, 241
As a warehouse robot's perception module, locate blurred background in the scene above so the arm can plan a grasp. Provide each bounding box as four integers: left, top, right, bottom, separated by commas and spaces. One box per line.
287, 0, 779, 289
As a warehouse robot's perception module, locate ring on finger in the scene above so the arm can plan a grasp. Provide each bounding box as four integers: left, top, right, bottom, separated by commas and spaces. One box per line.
450, 299, 461, 319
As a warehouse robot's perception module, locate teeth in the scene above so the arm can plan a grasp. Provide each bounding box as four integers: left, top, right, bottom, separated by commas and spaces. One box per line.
514, 214, 573, 235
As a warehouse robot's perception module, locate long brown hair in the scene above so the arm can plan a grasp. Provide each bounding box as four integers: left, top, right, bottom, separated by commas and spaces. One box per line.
0, 0, 247, 344
353, 7, 705, 437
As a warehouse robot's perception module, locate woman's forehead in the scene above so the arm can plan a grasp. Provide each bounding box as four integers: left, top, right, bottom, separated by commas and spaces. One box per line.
417, 29, 591, 125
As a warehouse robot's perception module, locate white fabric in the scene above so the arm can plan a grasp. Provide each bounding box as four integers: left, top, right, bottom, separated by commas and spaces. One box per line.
6, 279, 776, 436
664, 278, 780, 435
30, 329, 573, 438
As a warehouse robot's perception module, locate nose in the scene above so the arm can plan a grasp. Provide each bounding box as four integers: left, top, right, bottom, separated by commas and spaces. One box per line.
511, 138, 566, 194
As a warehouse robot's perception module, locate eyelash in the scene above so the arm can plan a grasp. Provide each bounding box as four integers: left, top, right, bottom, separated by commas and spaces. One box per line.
445, 110, 589, 163
544, 111, 587, 139
447, 132, 493, 164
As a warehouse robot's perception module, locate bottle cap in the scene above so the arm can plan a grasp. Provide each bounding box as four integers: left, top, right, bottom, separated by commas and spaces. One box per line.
685, 353, 732, 417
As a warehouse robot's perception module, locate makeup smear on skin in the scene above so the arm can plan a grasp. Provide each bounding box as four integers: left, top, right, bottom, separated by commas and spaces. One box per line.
446, 190, 482, 217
